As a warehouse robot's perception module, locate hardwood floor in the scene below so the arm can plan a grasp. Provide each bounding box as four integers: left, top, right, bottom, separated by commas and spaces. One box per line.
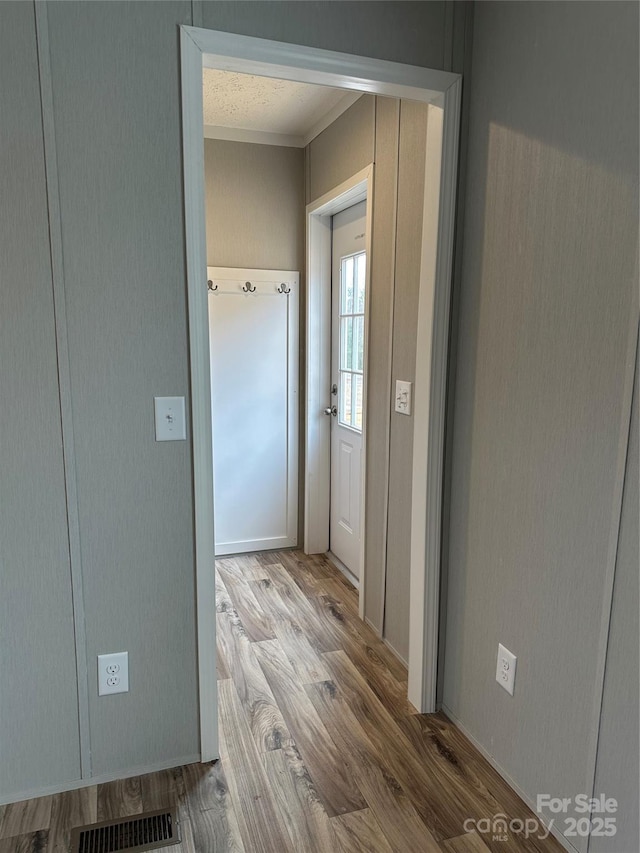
0, 551, 563, 853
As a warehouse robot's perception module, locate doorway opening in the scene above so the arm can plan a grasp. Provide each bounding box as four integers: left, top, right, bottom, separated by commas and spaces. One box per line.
305, 167, 372, 617
181, 26, 461, 760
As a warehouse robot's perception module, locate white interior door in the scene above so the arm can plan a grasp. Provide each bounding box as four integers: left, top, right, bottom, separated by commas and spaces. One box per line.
330, 202, 366, 578
208, 267, 298, 556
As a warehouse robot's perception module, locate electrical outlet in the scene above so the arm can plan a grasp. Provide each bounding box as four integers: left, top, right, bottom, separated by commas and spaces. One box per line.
98, 652, 129, 696
496, 643, 517, 696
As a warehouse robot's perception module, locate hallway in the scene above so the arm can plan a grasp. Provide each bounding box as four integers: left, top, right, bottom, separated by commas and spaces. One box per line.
0, 552, 563, 852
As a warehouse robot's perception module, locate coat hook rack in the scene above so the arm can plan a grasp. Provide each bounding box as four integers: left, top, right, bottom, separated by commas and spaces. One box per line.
277, 283, 291, 294
243, 281, 256, 293
207, 279, 218, 292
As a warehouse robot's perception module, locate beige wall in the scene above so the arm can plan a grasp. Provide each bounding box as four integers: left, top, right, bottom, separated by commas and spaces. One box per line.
306, 95, 431, 663
443, 2, 639, 849
204, 139, 304, 270
204, 138, 305, 543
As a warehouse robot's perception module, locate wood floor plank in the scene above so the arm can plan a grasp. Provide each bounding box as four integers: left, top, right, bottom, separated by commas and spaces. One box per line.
260, 563, 342, 653
306, 680, 440, 853
96, 776, 142, 821
252, 638, 367, 818
330, 808, 394, 853
218, 679, 293, 853
182, 761, 245, 853
442, 831, 493, 853
217, 556, 268, 582
250, 576, 330, 683
139, 766, 189, 821
217, 563, 276, 643
46, 787, 96, 853
217, 631, 231, 681
318, 582, 408, 684
273, 557, 410, 706
314, 592, 413, 716
322, 650, 492, 843
217, 601, 292, 752
5, 550, 559, 853
279, 550, 333, 580
262, 745, 338, 853
253, 551, 283, 568
323, 651, 555, 853
0, 831, 48, 853
399, 714, 565, 853
0, 798, 52, 840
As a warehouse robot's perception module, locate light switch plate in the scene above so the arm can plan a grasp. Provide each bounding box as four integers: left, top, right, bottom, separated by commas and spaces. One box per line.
395, 380, 412, 415
154, 396, 186, 441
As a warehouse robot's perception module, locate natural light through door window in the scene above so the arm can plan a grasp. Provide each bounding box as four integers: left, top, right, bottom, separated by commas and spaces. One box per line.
339, 251, 366, 431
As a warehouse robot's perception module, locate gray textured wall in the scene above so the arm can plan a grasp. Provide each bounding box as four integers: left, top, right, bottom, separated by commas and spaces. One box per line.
443, 3, 639, 850
44, 0, 200, 777
591, 353, 639, 853
0, 1, 81, 798
201, 1, 447, 69
0, 0, 463, 802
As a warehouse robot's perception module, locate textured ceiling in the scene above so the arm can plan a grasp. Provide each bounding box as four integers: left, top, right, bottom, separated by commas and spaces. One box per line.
202, 68, 353, 137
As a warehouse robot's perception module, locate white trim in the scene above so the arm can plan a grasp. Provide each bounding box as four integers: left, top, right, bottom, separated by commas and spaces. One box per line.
304, 166, 372, 623
0, 754, 201, 807
203, 124, 305, 148
408, 85, 461, 713
190, 28, 458, 101
180, 27, 462, 739
180, 27, 219, 762
34, 1, 92, 780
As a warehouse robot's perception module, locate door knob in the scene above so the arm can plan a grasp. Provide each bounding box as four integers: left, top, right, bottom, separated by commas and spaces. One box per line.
324, 406, 337, 416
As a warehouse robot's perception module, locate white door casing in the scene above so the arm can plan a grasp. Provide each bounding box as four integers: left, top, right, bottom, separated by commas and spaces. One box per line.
208, 267, 298, 556
330, 202, 367, 577
181, 28, 462, 759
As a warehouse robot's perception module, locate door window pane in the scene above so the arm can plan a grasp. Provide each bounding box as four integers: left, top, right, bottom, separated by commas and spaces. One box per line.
340, 317, 353, 371
353, 373, 363, 430
355, 254, 366, 312
338, 250, 366, 433
342, 256, 354, 314
340, 373, 353, 428
354, 315, 364, 371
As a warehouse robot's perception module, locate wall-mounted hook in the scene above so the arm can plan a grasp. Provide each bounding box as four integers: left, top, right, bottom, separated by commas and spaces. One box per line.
207, 279, 218, 292
243, 281, 256, 293
277, 283, 291, 294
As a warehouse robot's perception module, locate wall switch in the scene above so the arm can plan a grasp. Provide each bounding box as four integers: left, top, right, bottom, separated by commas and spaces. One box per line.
496, 643, 517, 696
98, 651, 129, 696
395, 380, 412, 415
154, 396, 186, 441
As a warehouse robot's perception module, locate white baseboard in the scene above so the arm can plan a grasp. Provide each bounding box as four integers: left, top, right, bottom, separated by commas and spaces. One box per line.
0, 754, 202, 807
